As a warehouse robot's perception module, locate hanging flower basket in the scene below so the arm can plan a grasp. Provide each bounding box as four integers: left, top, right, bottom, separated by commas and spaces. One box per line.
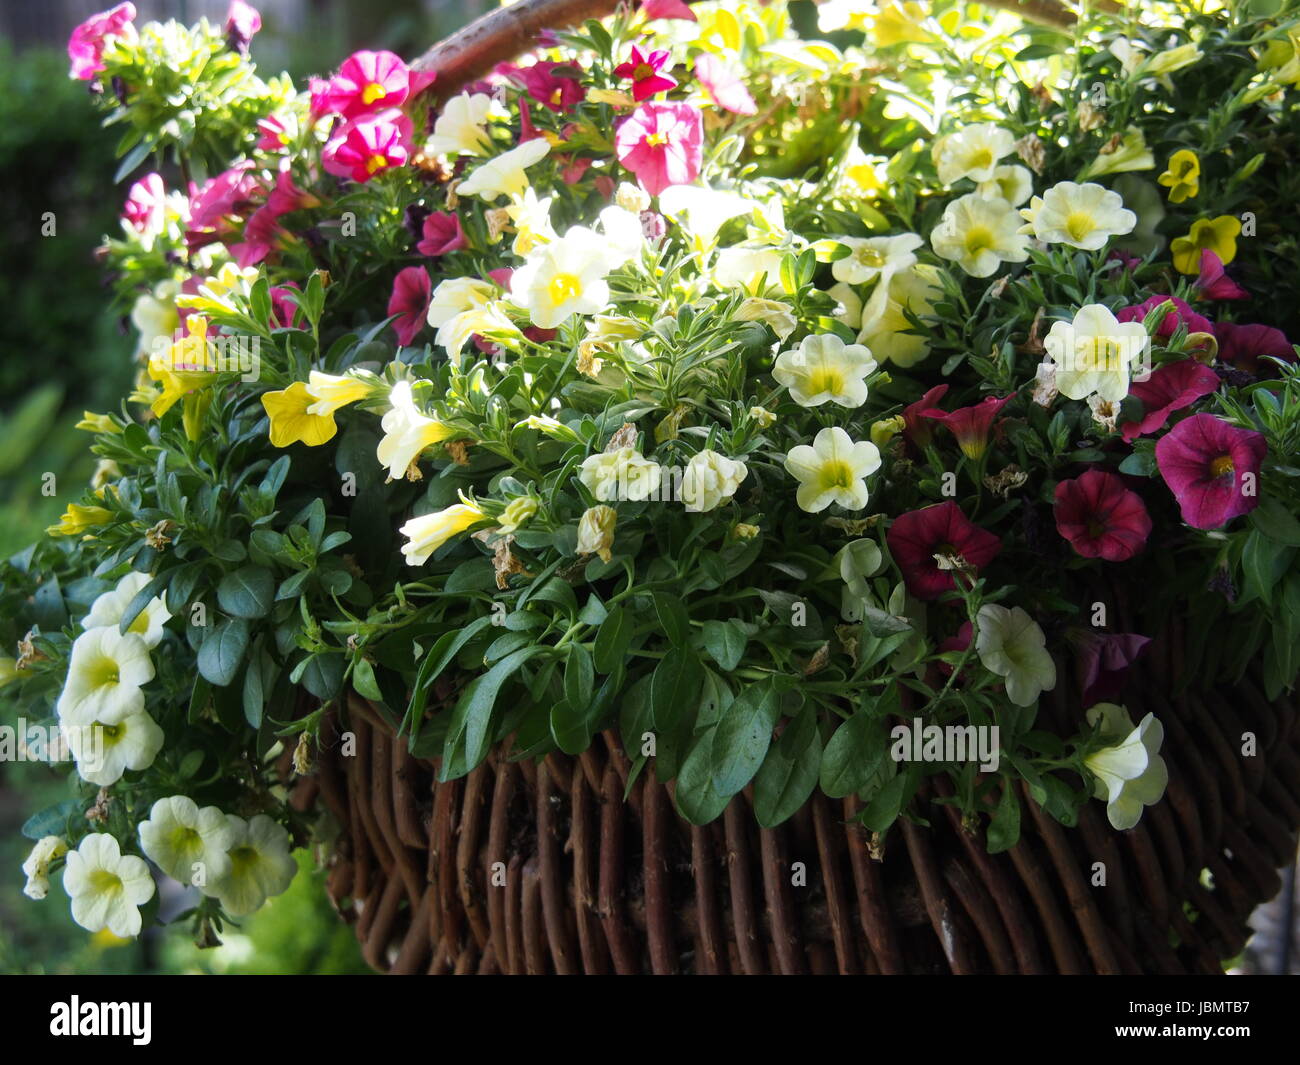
7, 0, 1300, 975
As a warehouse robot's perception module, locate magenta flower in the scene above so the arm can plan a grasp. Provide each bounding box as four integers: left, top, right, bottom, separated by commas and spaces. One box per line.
901, 384, 948, 451
185, 162, 259, 251
326, 51, 411, 118
1120, 359, 1219, 443
418, 211, 467, 257
1117, 295, 1212, 339
1053, 470, 1152, 562
642, 0, 697, 21
122, 173, 165, 233
615, 45, 678, 102
694, 54, 758, 116
270, 283, 302, 329
510, 62, 584, 114
1072, 631, 1151, 707
230, 202, 292, 267
1196, 250, 1248, 301
225, 1, 261, 55
1155, 413, 1267, 529
257, 114, 290, 152
68, 3, 135, 80
921, 394, 1012, 460
887, 501, 1001, 601
265, 165, 319, 216
323, 110, 413, 183
388, 266, 432, 347
1215, 322, 1295, 374
308, 76, 333, 118
615, 101, 704, 198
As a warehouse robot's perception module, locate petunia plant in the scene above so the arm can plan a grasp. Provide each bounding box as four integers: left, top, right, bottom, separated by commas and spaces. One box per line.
5, 0, 1300, 947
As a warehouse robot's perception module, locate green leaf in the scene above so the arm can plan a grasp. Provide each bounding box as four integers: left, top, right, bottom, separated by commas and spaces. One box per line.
820, 713, 886, 798
440, 646, 541, 779
564, 644, 595, 707
21, 800, 82, 841
701, 618, 747, 672
675, 730, 733, 825
352, 657, 383, 701
652, 590, 690, 646
593, 605, 632, 673
302, 655, 343, 700
118, 571, 170, 636
1249, 496, 1300, 546
987, 780, 1021, 853
403, 616, 493, 740
650, 647, 703, 730
197, 619, 250, 687
860, 770, 910, 833
217, 566, 275, 619
709, 680, 781, 797
753, 710, 823, 828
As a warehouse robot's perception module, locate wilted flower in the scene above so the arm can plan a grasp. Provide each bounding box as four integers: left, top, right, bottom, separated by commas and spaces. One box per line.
576, 505, 617, 561
682, 450, 749, 512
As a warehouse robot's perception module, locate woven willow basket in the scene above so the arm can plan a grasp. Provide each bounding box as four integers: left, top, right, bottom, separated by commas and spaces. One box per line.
286, 0, 1300, 974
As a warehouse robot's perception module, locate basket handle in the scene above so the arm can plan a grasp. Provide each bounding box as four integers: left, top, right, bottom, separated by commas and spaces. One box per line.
413, 0, 1092, 102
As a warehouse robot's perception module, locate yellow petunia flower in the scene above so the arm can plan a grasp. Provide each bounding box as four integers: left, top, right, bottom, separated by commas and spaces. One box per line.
75, 412, 121, 434
262, 382, 339, 448
47, 503, 113, 537
1157, 150, 1200, 203
1171, 215, 1242, 274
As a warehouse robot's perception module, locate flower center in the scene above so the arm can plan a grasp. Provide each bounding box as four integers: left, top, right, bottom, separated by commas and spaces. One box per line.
817, 460, 856, 491
88, 869, 124, 896
229, 845, 260, 879
1065, 210, 1095, 243
1209, 454, 1234, 478
89, 655, 121, 688
365, 153, 390, 175
964, 226, 994, 255
361, 83, 387, 106
548, 273, 582, 306
968, 147, 994, 171
806, 368, 846, 396
645, 131, 669, 147
633, 63, 654, 80
856, 246, 886, 267
1080, 336, 1122, 371
171, 825, 202, 856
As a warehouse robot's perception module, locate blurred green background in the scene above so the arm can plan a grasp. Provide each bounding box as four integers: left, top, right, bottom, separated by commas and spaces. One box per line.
0, 0, 489, 976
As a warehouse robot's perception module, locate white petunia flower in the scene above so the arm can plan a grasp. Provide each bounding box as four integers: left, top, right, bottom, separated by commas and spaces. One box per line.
1018, 181, 1135, 250
210, 814, 297, 917
505, 188, 557, 257
974, 604, 1057, 707
427, 277, 496, 328
62, 710, 165, 787
681, 450, 749, 513
1084, 704, 1168, 830
831, 233, 923, 286
510, 226, 614, 329
457, 138, 550, 201
400, 501, 485, 566
784, 427, 881, 513
62, 833, 155, 938
22, 835, 67, 900
579, 447, 662, 502
81, 572, 172, 649
711, 245, 783, 290
930, 194, 1029, 278
773, 333, 877, 408
828, 282, 864, 330
425, 93, 498, 157
933, 122, 1015, 185
856, 264, 945, 367
56, 627, 155, 727
658, 184, 755, 249
138, 795, 235, 888
376, 381, 455, 481
976, 164, 1033, 207
1043, 303, 1148, 403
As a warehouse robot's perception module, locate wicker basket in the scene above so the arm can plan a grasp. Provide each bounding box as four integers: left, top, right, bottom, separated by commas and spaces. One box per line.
294, 611, 1300, 974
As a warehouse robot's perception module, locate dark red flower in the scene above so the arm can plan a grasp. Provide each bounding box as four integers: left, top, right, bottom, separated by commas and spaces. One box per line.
417, 211, 466, 257
901, 384, 949, 451
1071, 631, 1151, 706
510, 61, 584, 113
1053, 470, 1152, 561
387, 266, 431, 347
1117, 295, 1212, 338
1155, 413, 1267, 529
921, 394, 1012, 460
887, 501, 1001, 601
1120, 359, 1219, 443
1195, 250, 1248, 301
1215, 322, 1294, 374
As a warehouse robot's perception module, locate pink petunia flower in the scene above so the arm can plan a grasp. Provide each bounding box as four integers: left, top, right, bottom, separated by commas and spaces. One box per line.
614, 45, 678, 102
68, 3, 135, 81
900, 384, 948, 451
122, 172, 165, 233
230, 202, 293, 267
257, 114, 291, 152
1053, 470, 1152, 562
509, 62, 584, 114
920, 394, 1012, 460
1117, 295, 1212, 339
185, 162, 260, 251
1155, 412, 1267, 529
388, 266, 432, 346
1071, 630, 1151, 707
418, 211, 466, 257
1214, 322, 1294, 374
694, 54, 758, 116
886, 501, 1001, 601
270, 283, 302, 329
1196, 249, 1248, 301
225, 1, 261, 55
323, 110, 413, 183
1119, 359, 1219, 443
642, 0, 697, 21
325, 51, 411, 119
614, 101, 704, 198
265, 164, 320, 216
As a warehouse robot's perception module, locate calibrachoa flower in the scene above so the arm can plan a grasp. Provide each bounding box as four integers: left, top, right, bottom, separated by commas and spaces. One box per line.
976, 164, 1033, 206
901, 384, 949, 450
225, 1, 261, 55
886, 501, 1001, 600
681, 450, 749, 512
1215, 322, 1294, 373
832, 233, 923, 286
921, 394, 1012, 460
1118, 295, 1212, 339
1196, 250, 1248, 300
388, 265, 433, 346
262, 382, 338, 448
857, 265, 944, 366
974, 604, 1057, 706
418, 211, 467, 256
138, 796, 234, 886
1157, 149, 1199, 203
1155, 412, 1267, 528
63, 709, 164, 786
580, 448, 662, 502
1019, 181, 1136, 250
773, 333, 877, 408
1171, 215, 1241, 274
458, 138, 550, 200
325, 50, 411, 118
1053, 470, 1152, 562
426, 93, 497, 156
22, 836, 67, 901
122, 173, 165, 234
56, 627, 154, 726
377, 381, 456, 480
1073, 632, 1151, 707
306, 371, 374, 417
510, 226, 615, 328
62, 834, 154, 938
577, 505, 617, 561
210, 814, 296, 917
615, 101, 704, 198
693, 53, 757, 115
1083, 704, 1168, 830
401, 500, 486, 565
1120, 359, 1220, 442
615, 45, 677, 101
783, 427, 881, 513
82, 571, 172, 648
67, 3, 136, 80
509, 61, 584, 113
323, 109, 413, 183
932, 122, 1014, 185
930, 194, 1028, 277
1044, 303, 1148, 402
